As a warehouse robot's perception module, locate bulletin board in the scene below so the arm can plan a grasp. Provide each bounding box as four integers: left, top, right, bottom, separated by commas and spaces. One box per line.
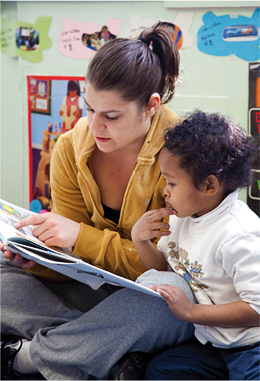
247, 63, 260, 217
27, 75, 86, 212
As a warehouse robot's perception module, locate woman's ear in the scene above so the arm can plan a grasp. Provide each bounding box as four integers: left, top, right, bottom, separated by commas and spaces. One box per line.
204, 175, 220, 195
146, 93, 160, 117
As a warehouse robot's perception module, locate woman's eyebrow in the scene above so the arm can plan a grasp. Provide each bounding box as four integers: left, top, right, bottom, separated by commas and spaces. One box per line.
84, 99, 121, 114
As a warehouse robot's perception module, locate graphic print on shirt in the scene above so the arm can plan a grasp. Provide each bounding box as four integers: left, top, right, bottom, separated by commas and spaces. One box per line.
167, 241, 215, 305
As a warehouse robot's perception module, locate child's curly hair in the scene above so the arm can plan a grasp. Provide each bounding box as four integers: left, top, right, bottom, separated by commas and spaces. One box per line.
164, 110, 258, 193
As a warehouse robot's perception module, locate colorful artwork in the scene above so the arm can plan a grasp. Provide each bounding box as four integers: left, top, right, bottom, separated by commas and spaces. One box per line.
248, 63, 260, 216
27, 76, 86, 211
58, 18, 121, 59
1, 16, 51, 63
197, 8, 260, 61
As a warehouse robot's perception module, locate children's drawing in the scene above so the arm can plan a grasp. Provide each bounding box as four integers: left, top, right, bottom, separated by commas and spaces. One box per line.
27, 76, 86, 212
58, 18, 121, 59
1, 16, 51, 63
197, 8, 260, 61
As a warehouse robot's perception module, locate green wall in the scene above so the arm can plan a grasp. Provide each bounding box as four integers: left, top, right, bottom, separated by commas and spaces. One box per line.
1, 1, 259, 208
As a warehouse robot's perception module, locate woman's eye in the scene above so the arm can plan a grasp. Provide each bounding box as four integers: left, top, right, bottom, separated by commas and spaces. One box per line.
106, 115, 118, 121
86, 107, 94, 113
168, 182, 175, 187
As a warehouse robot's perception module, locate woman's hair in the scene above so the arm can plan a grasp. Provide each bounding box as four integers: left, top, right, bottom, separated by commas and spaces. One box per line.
86, 21, 180, 109
67, 80, 80, 96
164, 110, 258, 193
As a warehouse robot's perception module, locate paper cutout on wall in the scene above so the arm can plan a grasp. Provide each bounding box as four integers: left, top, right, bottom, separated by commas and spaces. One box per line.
1, 17, 51, 63
124, 14, 193, 60
58, 18, 122, 59
197, 8, 260, 61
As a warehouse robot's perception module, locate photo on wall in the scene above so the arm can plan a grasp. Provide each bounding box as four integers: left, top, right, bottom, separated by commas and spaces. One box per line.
27, 76, 86, 213
82, 25, 117, 52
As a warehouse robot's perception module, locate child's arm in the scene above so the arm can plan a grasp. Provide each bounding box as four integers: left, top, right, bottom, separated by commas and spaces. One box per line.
131, 208, 175, 271
150, 284, 260, 327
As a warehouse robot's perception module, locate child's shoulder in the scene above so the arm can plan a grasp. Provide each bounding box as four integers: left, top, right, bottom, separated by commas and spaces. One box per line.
230, 199, 260, 235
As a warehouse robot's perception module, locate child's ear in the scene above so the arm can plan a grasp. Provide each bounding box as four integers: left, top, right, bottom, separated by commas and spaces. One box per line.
146, 93, 160, 117
204, 175, 219, 195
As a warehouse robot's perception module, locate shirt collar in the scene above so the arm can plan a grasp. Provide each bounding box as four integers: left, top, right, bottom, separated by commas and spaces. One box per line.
190, 190, 238, 224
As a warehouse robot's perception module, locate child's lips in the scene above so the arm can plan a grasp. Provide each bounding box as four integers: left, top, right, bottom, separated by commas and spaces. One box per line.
166, 201, 177, 214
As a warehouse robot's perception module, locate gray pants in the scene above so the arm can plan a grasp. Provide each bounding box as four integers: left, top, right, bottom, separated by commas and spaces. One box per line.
0, 258, 195, 380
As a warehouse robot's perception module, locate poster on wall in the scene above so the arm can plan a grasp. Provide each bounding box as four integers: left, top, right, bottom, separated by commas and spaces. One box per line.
197, 8, 260, 62
1, 17, 51, 63
27, 76, 86, 212
247, 63, 260, 217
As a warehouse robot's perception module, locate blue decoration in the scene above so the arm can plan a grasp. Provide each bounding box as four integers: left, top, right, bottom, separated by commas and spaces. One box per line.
30, 199, 42, 213
197, 8, 260, 61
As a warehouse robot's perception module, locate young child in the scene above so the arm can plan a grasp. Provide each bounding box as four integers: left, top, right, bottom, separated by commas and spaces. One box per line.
60, 80, 84, 133
132, 110, 260, 380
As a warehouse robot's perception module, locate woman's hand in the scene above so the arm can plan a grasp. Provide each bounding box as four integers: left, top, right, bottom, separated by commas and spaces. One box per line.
15, 212, 81, 248
149, 284, 194, 321
131, 208, 175, 243
0, 241, 35, 268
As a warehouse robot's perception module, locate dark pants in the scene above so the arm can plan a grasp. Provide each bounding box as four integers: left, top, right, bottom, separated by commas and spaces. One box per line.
145, 336, 260, 380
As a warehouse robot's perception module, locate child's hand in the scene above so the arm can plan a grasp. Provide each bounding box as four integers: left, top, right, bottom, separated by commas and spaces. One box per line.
149, 284, 194, 322
131, 208, 175, 243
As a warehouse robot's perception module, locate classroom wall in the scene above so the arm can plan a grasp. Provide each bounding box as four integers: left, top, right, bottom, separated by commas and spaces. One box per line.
1, 0, 259, 208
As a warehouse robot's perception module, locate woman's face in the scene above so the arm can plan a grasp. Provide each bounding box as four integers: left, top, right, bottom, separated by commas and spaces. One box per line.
85, 83, 151, 154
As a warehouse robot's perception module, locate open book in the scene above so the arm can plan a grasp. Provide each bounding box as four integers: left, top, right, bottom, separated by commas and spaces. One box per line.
0, 199, 161, 298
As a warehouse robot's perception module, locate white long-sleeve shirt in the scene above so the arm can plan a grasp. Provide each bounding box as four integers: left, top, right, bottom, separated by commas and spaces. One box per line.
158, 191, 260, 348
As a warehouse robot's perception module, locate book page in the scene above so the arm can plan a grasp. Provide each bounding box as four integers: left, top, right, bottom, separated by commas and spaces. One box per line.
0, 199, 74, 257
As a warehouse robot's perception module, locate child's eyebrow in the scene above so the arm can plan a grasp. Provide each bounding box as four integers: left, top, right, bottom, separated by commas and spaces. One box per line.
162, 171, 175, 179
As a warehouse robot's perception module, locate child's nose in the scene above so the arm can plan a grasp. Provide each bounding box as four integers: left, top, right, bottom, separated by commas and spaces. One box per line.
164, 185, 170, 196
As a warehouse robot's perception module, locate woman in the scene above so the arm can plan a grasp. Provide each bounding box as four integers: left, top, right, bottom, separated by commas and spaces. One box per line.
1, 22, 195, 380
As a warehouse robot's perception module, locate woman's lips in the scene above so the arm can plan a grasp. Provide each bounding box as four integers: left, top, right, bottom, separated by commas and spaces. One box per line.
95, 136, 111, 143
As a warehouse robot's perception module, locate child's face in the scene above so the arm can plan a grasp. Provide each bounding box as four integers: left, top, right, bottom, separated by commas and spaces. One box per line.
68, 90, 77, 98
159, 149, 211, 218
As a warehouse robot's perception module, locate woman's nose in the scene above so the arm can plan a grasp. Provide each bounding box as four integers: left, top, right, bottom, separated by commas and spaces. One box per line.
90, 113, 105, 132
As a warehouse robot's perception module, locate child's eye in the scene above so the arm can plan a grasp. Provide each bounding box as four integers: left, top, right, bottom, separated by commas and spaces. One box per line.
168, 182, 175, 187
86, 107, 94, 113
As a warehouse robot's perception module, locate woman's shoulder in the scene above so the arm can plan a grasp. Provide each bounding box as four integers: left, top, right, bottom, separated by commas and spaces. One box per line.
160, 105, 182, 127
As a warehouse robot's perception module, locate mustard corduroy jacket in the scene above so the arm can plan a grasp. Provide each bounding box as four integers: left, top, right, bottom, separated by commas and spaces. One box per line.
26, 105, 180, 281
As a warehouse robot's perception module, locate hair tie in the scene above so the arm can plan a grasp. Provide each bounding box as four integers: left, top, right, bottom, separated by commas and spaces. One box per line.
139, 37, 149, 47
